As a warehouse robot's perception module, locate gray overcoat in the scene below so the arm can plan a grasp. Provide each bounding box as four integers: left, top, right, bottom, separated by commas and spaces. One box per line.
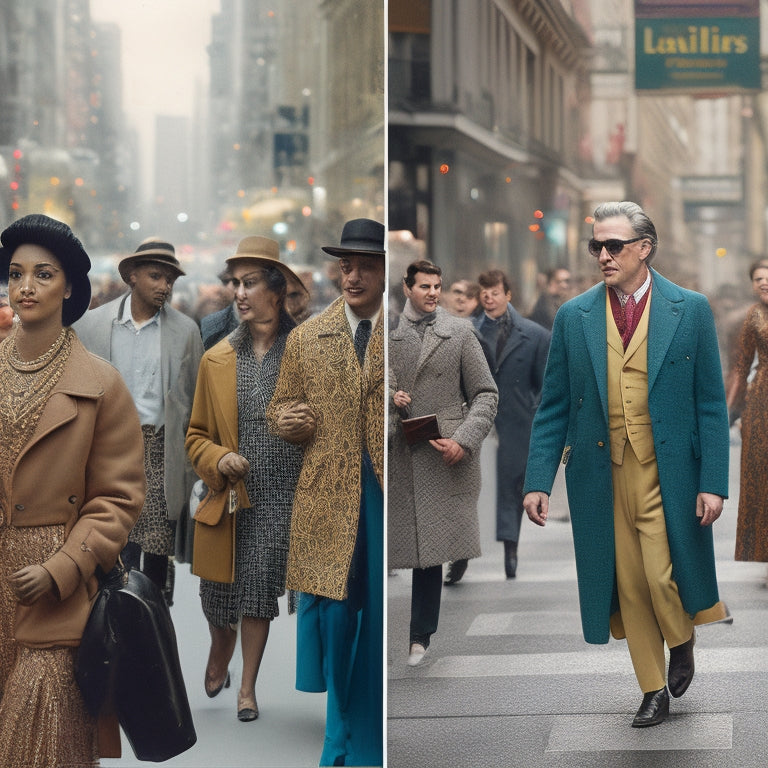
73, 293, 203, 525
388, 307, 498, 569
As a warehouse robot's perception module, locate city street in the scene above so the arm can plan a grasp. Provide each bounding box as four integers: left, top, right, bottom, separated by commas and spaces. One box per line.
388, 432, 768, 768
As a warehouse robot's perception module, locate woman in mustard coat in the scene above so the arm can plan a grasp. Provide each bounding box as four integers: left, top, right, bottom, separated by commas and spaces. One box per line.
185, 237, 304, 723
0, 214, 145, 765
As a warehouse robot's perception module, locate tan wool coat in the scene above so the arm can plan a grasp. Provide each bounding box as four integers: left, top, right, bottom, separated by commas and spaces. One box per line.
7, 336, 145, 648
267, 297, 384, 601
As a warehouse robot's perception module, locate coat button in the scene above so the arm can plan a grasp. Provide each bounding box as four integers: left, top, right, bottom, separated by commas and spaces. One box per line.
597, 441, 605, 447
14, 504, 24, 511
68, 495, 78, 504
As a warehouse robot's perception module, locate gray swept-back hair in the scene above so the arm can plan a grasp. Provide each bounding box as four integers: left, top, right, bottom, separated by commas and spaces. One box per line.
593, 201, 658, 264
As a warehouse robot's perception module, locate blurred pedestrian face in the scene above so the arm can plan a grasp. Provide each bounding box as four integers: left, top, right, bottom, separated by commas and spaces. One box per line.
480, 281, 511, 319
220, 272, 236, 302
129, 263, 177, 314
285, 275, 309, 320
447, 280, 469, 315
405, 272, 441, 314
231, 263, 282, 324
338, 254, 385, 318
8, 244, 70, 331
549, 269, 572, 300
591, 215, 651, 296
751, 266, 768, 306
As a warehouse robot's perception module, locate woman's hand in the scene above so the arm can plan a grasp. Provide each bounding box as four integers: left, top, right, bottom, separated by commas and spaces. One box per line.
8, 565, 54, 605
276, 404, 317, 443
217, 452, 250, 485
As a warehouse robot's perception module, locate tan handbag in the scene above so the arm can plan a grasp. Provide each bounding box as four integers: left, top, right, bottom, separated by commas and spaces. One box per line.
191, 485, 238, 583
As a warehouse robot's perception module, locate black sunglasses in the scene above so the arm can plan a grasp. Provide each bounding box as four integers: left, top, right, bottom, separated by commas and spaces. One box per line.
587, 236, 644, 257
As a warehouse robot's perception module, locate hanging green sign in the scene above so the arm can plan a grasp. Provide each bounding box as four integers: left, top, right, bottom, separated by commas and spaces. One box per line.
635, 1, 760, 92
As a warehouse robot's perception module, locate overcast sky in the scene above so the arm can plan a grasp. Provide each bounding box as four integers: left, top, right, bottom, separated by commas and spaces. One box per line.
91, 0, 220, 197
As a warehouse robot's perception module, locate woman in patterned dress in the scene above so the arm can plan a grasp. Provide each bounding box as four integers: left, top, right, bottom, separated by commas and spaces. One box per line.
0, 214, 144, 765
727, 260, 768, 570
186, 236, 307, 722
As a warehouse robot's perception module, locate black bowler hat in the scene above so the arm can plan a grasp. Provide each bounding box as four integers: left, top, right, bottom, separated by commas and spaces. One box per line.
0, 214, 92, 326
321, 218, 385, 258
118, 237, 185, 284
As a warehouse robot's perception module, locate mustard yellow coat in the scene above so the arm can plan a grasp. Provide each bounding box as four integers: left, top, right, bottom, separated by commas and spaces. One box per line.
267, 298, 384, 600
184, 338, 251, 509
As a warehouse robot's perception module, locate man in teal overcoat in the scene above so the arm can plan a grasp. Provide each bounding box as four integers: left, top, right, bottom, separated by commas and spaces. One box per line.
523, 201, 730, 728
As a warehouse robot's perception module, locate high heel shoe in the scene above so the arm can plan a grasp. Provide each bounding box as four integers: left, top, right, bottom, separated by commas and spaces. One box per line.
237, 694, 259, 722
205, 669, 231, 698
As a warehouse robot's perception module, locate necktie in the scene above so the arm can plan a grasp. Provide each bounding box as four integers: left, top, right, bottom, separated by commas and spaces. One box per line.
354, 319, 371, 365
622, 294, 636, 348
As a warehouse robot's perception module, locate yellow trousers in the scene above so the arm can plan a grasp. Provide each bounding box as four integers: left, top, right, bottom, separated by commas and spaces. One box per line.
611, 444, 694, 692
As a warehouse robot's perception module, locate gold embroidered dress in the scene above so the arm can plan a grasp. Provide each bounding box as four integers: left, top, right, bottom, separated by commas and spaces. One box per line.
0, 328, 98, 768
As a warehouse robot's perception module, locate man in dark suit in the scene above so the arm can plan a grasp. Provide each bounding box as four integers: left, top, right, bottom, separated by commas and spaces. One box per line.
200, 268, 238, 350
523, 201, 730, 727
451, 269, 549, 583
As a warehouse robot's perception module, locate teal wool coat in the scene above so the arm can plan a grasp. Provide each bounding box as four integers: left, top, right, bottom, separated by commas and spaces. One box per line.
523, 269, 730, 644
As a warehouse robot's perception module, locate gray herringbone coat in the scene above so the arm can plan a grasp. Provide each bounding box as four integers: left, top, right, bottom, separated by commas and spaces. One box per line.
388, 307, 498, 569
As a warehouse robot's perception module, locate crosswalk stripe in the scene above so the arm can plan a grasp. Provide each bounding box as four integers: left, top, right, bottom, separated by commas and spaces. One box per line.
420, 647, 768, 678
546, 714, 732, 751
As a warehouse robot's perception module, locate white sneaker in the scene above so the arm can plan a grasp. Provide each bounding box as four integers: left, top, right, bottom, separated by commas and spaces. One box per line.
407, 642, 427, 666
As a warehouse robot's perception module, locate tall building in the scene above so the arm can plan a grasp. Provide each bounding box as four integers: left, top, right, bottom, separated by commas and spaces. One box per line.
207, 0, 384, 263
0, 0, 130, 244
388, 0, 591, 310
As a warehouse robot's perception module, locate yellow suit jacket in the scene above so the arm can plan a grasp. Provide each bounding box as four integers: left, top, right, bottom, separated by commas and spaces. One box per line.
267, 297, 384, 600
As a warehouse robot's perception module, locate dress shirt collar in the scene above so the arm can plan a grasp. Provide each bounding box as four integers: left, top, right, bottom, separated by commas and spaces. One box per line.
613, 271, 651, 307
117, 293, 162, 330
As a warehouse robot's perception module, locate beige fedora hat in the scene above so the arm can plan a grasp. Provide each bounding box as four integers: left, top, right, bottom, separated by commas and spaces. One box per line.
225, 236, 308, 293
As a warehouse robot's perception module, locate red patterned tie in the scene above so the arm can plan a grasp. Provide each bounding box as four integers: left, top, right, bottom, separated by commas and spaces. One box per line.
622, 294, 636, 348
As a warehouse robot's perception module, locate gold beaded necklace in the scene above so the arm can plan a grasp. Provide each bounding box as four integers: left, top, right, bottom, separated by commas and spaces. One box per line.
8, 327, 69, 372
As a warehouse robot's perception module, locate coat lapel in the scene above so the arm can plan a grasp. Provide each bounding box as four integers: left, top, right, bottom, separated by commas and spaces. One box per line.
204, 341, 239, 451
25, 338, 103, 453
646, 268, 684, 394
579, 284, 609, 423
416, 311, 450, 373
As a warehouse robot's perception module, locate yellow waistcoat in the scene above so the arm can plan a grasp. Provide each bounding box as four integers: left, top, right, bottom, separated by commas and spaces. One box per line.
606, 290, 654, 465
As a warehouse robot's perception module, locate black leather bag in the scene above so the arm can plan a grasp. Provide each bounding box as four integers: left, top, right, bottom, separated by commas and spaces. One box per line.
75, 565, 197, 762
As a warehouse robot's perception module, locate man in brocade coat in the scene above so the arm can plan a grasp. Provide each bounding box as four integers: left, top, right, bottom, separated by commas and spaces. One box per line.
267, 218, 384, 767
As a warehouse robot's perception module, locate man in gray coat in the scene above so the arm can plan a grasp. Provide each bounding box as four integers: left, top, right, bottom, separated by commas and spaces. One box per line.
388, 259, 497, 666
74, 238, 203, 600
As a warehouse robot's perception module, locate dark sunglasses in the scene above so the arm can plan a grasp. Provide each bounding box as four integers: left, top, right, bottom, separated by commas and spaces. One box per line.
587, 236, 644, 257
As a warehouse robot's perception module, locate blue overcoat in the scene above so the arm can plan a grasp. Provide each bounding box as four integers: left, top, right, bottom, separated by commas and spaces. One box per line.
523, 269, 730, 644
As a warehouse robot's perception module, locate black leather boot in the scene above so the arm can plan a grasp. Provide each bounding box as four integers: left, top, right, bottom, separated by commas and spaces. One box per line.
444, 559, 468, 585
668, 630, 695, 697
504, 540, 518, 579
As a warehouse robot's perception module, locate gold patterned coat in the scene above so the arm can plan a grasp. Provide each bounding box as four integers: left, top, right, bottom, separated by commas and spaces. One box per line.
267, 297, 384, 600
